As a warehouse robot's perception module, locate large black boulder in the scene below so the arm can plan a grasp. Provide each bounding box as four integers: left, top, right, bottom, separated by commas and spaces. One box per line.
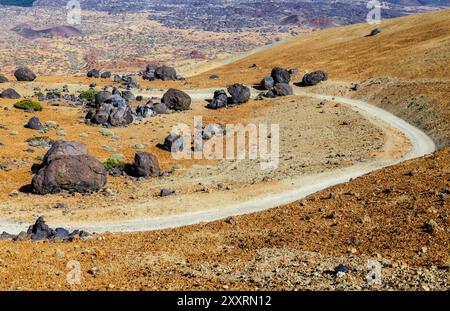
25, 117, 44, 131
27, 216, 55, 240
132, 152, 161, 177
155, 66, 177, 81
0, 74, 8, 83
271, 67, 291, 84
207, 90, 228, 109
162, 133, 185, 152
272, 83, 293, 96
14, 67, 37, 82
153, 103, 168, 114
87, 94, 134, 126
260, 76, 275, 90
87, 69, 100, 78
301, 70, 328, 86
32, 154, 107, 195
95, 91, 112, 106
101, 71, 111, 79
0, 88, 21, 99
162, 89, 191, 111
121, 90, 135, 102
136, 102, 155, 118
43, 140, 88, 166
227, 84, 251, 105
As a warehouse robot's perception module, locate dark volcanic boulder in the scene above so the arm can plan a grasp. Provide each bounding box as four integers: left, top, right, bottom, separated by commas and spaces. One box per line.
0, 88, 21, 99
369, 28, 381, 36
143, 71, 155, 81
95, 91, 112, 106
227, 84, 251, 105
43, 140, 88, 165
136, 102, 155, 118
113, 75, 121, 83
153, 103, 168, 114
0, 74, 8, 83
32, 154, 107, 195
301, 70, 328, 86
162, 89, 191, 111
14, 67, 37, 82
27, 216, 55, 240
121, 90, 135, 102
108, 105, 134, 127
25, 117, 44, 131
132, 152, 161, 177
163, 133, 185, 152
87, 69, 100, 78
272, 83, 293, 96
155, 66, 177, 81
100, 71, 111, 79
271, 67, 291, 84
260, 76, 275, 90
207, 90, 228, 109
88, 94, 134, 126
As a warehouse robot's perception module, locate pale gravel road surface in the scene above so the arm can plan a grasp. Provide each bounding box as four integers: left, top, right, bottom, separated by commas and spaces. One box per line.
0, 87, 436, 234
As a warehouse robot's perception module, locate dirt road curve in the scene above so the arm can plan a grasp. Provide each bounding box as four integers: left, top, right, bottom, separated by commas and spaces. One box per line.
0, 88, 436, 234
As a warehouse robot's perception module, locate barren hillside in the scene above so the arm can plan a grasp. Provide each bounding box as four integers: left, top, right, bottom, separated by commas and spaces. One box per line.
189, 9, 450, 146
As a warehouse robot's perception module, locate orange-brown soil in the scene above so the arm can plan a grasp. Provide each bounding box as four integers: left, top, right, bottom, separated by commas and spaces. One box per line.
0, 148, 448, 291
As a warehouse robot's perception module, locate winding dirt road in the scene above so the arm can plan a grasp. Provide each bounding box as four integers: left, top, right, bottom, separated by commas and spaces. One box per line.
0, 87, 436, 234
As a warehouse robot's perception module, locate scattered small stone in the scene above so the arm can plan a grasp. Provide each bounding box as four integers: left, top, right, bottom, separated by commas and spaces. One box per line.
45, 121, 59, 129
9, 190, 19, 197
88, 267, 101, 277
100, 128, 114, 136
55, 249, 65, 258
160, 188, 175, 197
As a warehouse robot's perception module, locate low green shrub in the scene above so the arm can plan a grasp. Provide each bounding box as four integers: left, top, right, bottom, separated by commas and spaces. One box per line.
103, 154, 126, 171
79, 88, 98, 101
14, 99, 43, 111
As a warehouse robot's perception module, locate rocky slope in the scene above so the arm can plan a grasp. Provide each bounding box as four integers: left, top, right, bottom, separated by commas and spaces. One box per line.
190, 9, 450, 147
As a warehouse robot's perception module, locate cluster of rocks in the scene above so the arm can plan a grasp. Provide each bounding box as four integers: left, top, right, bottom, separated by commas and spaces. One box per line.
0, 217, 92, 242
34, 89, 86, 106
113, 74, 139, 89
86, 88, 190, 127
32, 141, 107, 195
85, 90, 134, 127
87, 69, 112, 79
207, 84, 250, 109
258, 67, 294, 98
87, 70, 139, 89
135, 99, 168, 119
161, 123, 225, 153
141, 65, 184, 81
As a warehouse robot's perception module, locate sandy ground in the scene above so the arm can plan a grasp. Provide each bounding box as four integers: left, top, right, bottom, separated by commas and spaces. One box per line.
1, 81, 393, 227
